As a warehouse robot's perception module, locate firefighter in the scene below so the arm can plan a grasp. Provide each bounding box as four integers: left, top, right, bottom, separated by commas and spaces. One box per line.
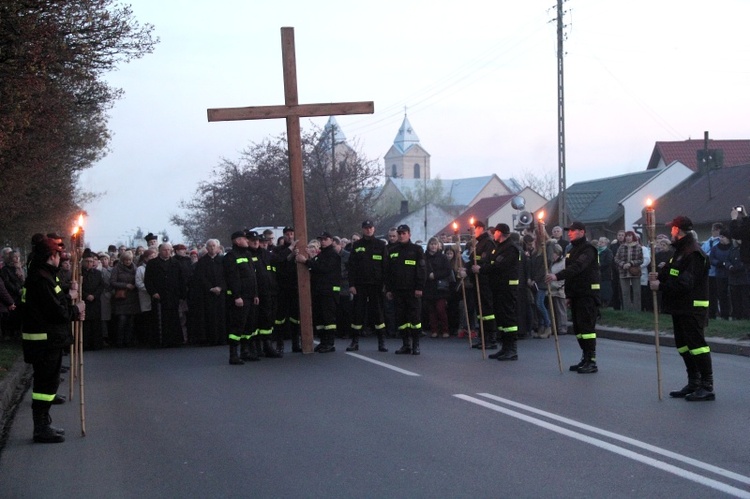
223, 231, 259, 364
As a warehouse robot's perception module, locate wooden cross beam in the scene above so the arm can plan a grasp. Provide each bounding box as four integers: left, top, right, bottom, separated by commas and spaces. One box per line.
207, 27, 374, 354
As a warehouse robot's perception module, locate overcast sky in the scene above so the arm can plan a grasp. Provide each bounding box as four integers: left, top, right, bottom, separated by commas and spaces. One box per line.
79, 0, 750, 250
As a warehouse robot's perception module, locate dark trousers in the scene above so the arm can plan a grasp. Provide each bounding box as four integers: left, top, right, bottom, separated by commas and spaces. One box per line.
30, 348, 63, 410
570, 296, 598, 356
351, 284, 386, 332
730, 284, 750, 320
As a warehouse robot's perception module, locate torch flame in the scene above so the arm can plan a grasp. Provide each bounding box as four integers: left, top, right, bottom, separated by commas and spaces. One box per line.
469, 217, 475, 226
452, 222, 458, 230
77, 214, 84, 228
537, 211, 545, 220
646, 198, 653, 207
72, 226, 79, 235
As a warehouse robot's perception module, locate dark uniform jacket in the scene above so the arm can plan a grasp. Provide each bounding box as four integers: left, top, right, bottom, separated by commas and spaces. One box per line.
308, 245, 341, 295
223, 246, 258, 300
22, 263, 80, 358
555, 236, 601, 300
272, 242, 298, 290
657, 233, 709, 316
248, 246, 276, 296
385, 240, 426, 292
473, 232, 496, 285
348, 236, 386, 287
486, 238, 521, 290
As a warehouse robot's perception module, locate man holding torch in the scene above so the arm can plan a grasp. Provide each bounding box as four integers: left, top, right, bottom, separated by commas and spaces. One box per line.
23, 236, 85, 443
545, 221, 601, 374
470, 221, 498, 350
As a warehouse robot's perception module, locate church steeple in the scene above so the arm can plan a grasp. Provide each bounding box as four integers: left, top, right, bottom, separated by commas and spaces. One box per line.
384, 113, 430, 180
393, 114, 420, 154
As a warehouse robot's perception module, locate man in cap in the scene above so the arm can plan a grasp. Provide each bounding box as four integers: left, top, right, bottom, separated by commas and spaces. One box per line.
223, 230, 259, 364
486, 223, 521, 361
545, 221, 601, 373
470, 221, 499, 350
385, 225, 426, 355
649, 216, 714, 401
145, 242, 187, 348
144, 232, 159, 250
246, 230, 282, 358
347, 220, 388, 352
273, 226, 302, 352
296, 231, 341, 353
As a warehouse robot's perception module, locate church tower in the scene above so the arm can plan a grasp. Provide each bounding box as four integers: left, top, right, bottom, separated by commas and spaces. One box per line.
319, 116, 355, 169
384, 114, 430, 180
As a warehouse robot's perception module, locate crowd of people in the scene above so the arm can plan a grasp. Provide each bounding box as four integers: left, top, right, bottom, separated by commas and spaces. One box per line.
12, 209, 744, 443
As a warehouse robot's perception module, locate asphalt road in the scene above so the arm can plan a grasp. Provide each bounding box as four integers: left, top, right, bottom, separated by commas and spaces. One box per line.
1, 335, 749, 498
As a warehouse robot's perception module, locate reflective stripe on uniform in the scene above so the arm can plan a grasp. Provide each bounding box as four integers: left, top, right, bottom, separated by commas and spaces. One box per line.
509, 280, 519, 285
591, 284, 600, 290
236, 257, 249, 264
677, 345, 689, 354
228, 333, 242, 342
355, 247, 366, 253
372, 255, 383, 260
693, 300, 709, 307
690, 346, 710, 355
54, 285, 62, 294
23, 333, 48, 341
404, 260, 416, 265
257, 328, 273, 336
478, 314, 496, 321
670, 269, 679, 276
350, 324, 363, 330
333, 286, 341, 292
32, 392, 56, 402
390, 253, 399, 258
577, 333, 597, 340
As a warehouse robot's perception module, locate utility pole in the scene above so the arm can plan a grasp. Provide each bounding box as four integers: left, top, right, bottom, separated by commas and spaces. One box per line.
555, 0, 568, 227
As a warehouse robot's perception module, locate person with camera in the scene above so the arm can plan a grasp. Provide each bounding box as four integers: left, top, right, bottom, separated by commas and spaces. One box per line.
649, 216, 714, 401
730, 205, 750, 264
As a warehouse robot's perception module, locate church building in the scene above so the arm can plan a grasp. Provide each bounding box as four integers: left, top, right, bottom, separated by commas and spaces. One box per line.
383, 114, 431, 180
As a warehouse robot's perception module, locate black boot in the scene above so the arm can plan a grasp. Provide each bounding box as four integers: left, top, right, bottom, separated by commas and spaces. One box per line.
245, 339, 260, 361
318, 332, 336, 353
411, 331, 421, 355
569, 355, 585, 372
395, 334, 411, 354
346, 333, 359, 352
686, 355, 715, 401
263, 338, 282, 358
275, 339, 285, 357
33, 407, 65, 443
577, 349, 598, 373
670, 354, 700, 398
489, 331, 507, 359
229, 342, 244, 365
486, 330, 498, 350
239, 339, 251, 361
496, 332, 518, 361
377, 333, 388, 352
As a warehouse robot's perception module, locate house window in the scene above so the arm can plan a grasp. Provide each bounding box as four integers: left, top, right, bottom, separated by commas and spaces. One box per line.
414, 163, 420, 179
391, 165, 397, 177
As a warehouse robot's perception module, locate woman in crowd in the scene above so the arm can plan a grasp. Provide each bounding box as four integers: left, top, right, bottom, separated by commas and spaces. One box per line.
597, 237, 614, 307
110, 250, 139, 347
1, 250, 25, 339
423, 237, 452, 338
457, 241, 477, 339
135, 249, 157, 346
709, 229, 733, 320
548, 243, 567, 335
443, 245, 462, 336
98, 253, 113, 345
81, 251, 105, 350
528, 237, 552, 338
614, 231, 643, 312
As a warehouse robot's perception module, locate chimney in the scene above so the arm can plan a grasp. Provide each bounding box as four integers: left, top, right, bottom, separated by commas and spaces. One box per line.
400, 200, 409, 215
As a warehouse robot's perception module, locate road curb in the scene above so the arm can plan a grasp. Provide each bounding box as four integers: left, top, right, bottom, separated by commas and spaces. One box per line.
0, 358, 32, 447
597, 326, 750, 357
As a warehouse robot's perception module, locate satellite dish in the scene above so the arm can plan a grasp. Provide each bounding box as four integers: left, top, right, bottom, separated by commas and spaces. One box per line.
511, 196, 526, 211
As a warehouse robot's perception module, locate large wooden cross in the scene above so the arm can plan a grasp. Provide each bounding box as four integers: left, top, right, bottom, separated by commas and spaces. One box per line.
207, 27, 374, 354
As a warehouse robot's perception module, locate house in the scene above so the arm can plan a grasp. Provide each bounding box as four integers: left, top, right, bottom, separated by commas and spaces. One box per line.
434, 187, 547, 239
541, 161, 693, 239
647, 138, 750, 172
634, 163, 750, 240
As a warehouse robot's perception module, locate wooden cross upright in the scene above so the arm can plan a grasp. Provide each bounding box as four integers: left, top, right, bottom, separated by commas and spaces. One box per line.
207, 27, 374, 354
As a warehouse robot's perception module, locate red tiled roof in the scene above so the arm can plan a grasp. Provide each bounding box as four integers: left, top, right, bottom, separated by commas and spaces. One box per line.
647, 139, 750, 171
434, 194, 515, 235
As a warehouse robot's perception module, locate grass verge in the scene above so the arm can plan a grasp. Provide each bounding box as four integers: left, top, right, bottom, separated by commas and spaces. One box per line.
598, 308, 750, 340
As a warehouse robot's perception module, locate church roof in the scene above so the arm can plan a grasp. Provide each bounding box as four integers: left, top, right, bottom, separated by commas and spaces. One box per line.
318, 116, 347, 151
392, 115, 420, 154
386, 175, 500, 206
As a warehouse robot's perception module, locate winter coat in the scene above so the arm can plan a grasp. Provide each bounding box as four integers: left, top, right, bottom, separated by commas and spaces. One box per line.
110, 261, 140, 315
614, 242, 643, 279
